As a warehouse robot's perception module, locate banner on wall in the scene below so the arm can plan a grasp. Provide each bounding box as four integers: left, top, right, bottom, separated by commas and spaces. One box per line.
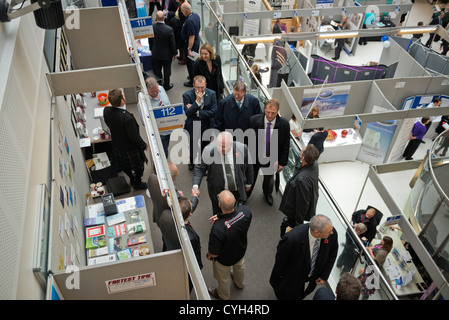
243, 0, 261, 36
300, 85, 351, 118
387, 94, 449, 162
357, 120, 398, 165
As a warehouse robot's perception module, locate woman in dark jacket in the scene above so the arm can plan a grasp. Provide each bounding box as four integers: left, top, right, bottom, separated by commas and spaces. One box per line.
193, 43, 224, 102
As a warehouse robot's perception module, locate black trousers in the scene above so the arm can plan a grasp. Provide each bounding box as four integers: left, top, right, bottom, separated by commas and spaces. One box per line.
152, 58, 172, 89
403, 139, 422, 159
334, 38, 345, 60
247, 164, 274, 197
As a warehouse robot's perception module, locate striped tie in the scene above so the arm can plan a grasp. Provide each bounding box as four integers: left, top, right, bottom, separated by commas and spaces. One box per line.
309, 238, 320, 276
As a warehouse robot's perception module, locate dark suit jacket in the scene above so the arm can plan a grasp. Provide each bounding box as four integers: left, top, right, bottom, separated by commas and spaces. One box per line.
103, 107, 146, 152
192, 141, 254, 203
313, 287, 336, 300
248, 113, 290, 168
351, 209, 378, 244
151, 21, 177, 61
270, 223, 338, 300
182, 88, 217, 134
279, 162, 319, 225
147, 174, 198, 224
215, 93, 262, 132
193, 55, 224, 98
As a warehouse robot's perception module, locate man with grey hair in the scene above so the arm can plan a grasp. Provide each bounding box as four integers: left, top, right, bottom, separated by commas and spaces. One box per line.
215, 80, 262, 132
137, 77, 171, 158
192, 131, 254, 214
270, 214, 338, 300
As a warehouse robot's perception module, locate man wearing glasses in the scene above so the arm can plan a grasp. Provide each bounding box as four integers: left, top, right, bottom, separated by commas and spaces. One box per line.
182, 75, 217, 170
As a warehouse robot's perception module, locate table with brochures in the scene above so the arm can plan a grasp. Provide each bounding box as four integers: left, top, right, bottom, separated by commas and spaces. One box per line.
84, 195, 154, 266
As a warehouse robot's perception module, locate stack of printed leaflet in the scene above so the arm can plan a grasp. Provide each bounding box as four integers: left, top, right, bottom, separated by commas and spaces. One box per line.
84, 196, 150, 266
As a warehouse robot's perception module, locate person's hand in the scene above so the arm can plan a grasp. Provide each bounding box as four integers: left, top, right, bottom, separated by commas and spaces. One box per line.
209, 214, 218, 224
195, 90, 204, 103
173, 55, 177, 61
186, 103, 192, 109
192, 188, 200, 197
245, 186, 251, 192
178, 190, 184, 197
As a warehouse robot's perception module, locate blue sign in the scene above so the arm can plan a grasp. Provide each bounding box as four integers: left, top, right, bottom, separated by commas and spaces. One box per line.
130, 17, 153, 39
153, 104, 183, 119
153, 104, 185, 132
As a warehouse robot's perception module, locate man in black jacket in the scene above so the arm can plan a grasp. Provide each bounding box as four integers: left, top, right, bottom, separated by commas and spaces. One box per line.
278, 144, 319, 237
247, 99, 290, 206
270, 214, 338, 300
150, 10, 177, 91
103, 89, 148, 189
214, 80, 261, 132
207, 190, 252, 300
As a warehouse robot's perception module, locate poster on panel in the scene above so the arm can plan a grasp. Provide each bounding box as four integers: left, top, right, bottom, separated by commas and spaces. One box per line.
299, 85, 351, 118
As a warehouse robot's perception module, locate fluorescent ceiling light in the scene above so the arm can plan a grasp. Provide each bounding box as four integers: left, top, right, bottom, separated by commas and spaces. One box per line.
397, 27, 437, 35
318, 31, 359, 39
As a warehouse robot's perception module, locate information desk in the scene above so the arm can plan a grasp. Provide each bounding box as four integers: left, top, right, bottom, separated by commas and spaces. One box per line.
373, 228, 426, 297
84, 194, 154, 266
300, 128, 363, 163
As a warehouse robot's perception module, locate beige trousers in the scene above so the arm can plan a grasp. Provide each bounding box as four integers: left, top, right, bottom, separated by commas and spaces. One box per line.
212, 257, 245, 300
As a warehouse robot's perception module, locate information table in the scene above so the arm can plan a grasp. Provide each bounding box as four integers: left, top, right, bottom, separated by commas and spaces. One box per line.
84, 194, 154, 266
373, 228, 426, 297
300, 128, 363, 163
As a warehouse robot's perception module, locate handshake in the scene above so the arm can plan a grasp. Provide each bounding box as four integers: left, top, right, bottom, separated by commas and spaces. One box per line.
192, 186, 200, 198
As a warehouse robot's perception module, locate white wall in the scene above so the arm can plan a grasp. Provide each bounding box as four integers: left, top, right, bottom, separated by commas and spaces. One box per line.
0, 13, 52, 299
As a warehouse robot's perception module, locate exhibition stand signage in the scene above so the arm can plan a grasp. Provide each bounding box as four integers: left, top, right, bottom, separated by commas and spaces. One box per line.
130, 17, 154, 39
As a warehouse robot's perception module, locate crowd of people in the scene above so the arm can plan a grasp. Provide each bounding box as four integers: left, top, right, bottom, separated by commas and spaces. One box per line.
106, 2, 447, 301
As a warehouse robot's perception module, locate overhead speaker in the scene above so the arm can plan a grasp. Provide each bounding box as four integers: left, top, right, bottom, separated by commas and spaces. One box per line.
30, 0, 64, 29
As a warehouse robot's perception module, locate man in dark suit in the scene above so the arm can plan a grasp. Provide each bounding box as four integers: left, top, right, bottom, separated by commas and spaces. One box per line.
313, 272, 361, 300
215, 80, 262, 133
351, 207, 378, 244
103, 89, 148, 189
279, 144, 319, 237
181, 2, 201, 87
270, 214, 338, 300
182, 75, 217, 171
247, 99, 290, 206
192, 131, 254, 214
150, 11, 177, 91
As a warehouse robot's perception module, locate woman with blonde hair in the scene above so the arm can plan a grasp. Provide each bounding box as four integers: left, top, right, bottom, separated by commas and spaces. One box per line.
304, 106, 320, 132
193, 43, 224, 102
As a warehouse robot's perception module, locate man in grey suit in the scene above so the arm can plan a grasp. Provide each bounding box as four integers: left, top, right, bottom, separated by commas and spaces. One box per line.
192, 131, 254, 214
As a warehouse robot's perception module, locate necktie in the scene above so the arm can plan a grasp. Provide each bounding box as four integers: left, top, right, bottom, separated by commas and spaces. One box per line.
224, 154, 236, 191
237, 101, 241, 109
309, 238, 320, 276
266, 122, 271, 157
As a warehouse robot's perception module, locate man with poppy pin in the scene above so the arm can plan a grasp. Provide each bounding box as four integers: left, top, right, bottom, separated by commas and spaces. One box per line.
270, 214, 338, 300
192, 131, 254, 214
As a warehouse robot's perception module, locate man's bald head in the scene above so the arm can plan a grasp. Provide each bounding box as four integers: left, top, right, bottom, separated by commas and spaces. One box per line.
218, 190, 236, 213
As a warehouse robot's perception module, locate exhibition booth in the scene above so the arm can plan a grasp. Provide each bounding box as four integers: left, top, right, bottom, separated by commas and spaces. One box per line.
26, 0, 449, 301
38, 3, 207, 300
